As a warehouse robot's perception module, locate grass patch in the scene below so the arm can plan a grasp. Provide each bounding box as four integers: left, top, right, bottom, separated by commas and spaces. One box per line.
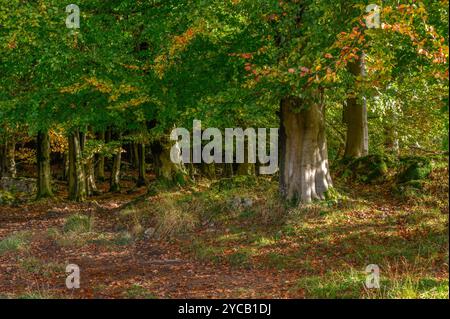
19, 257, 64, 276
189, 240, 224, 264
0, 231, 32, 255
123, 284, 157, 299
17, 292, 55, 299
295, 269, 449, 299
63, 214, 93, 233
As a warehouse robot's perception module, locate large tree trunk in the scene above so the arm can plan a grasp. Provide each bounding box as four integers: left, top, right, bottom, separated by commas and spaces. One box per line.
279, 96, 333, 203
344, 58, 369, 158
151, 140, 188, 185
109, 133, 122, 193
36, 131, 53, 198
136, 143, 147, 187
68, 130, 86, 202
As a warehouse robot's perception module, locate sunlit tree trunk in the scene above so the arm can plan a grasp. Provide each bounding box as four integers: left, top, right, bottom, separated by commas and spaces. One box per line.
109, 133, 122, 193
36, 131, 53, 198
279, 95, 333, 203
68, 130, 86, 202
85, 157, 99, 196
151, 140, 187, 185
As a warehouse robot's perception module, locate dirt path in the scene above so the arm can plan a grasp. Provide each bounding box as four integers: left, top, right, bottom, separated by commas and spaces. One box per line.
0, 183, 301, 299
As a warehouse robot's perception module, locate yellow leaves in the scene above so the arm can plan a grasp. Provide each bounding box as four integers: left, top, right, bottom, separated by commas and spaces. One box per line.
59, 82, 87, 94
109, 84, 138, 102
7, 33, 17, 50
49, 128, 68, 154
85, 77, 113, 94
108, 96, 153, 111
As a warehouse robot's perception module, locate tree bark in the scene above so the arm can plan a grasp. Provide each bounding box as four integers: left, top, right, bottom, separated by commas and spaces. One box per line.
36, 131, 53, 198
131, 142, 139, 168
109, 133, 122, 192
62, 152, 69, 181
279, 96, 333, 203
151, 140, 187, 185
224, 163, 234, 178
0, 136, 16, 178
96, 131, 106, 181
68, 130, 87, 202
344, 58, 369, 158
136, 143, 147, 187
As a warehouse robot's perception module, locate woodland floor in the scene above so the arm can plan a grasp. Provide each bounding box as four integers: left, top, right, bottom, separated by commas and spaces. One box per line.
0, 165, 448, 299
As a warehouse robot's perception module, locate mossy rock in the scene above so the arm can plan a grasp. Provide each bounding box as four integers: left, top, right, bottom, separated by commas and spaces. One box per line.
397, 157, 432, 183
0, 190, 16, 205
341, 154, 392, 184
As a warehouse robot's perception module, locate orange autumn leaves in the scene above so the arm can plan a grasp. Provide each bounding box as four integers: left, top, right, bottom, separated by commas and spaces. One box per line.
154, 27, 201, 78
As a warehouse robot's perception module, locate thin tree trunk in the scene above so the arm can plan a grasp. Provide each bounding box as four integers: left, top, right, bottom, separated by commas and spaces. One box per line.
136, 143, 147, 187
224, 163, 234, 178
96, 131, 106, 181
279, 96, 333, 203
36, 131, 53, 198
109, 133, 122, 192
68, 130, 86, 202
85, 157, 99, 196
62, 152, 69, 181
131, 142, 139, 169
0, 142, 5, 177
188, 162, 196, 180
237, 138, 256, 176
0, 136, 16, 178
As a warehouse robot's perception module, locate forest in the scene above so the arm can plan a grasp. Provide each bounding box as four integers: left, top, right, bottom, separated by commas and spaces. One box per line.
0, 0, 448, 299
